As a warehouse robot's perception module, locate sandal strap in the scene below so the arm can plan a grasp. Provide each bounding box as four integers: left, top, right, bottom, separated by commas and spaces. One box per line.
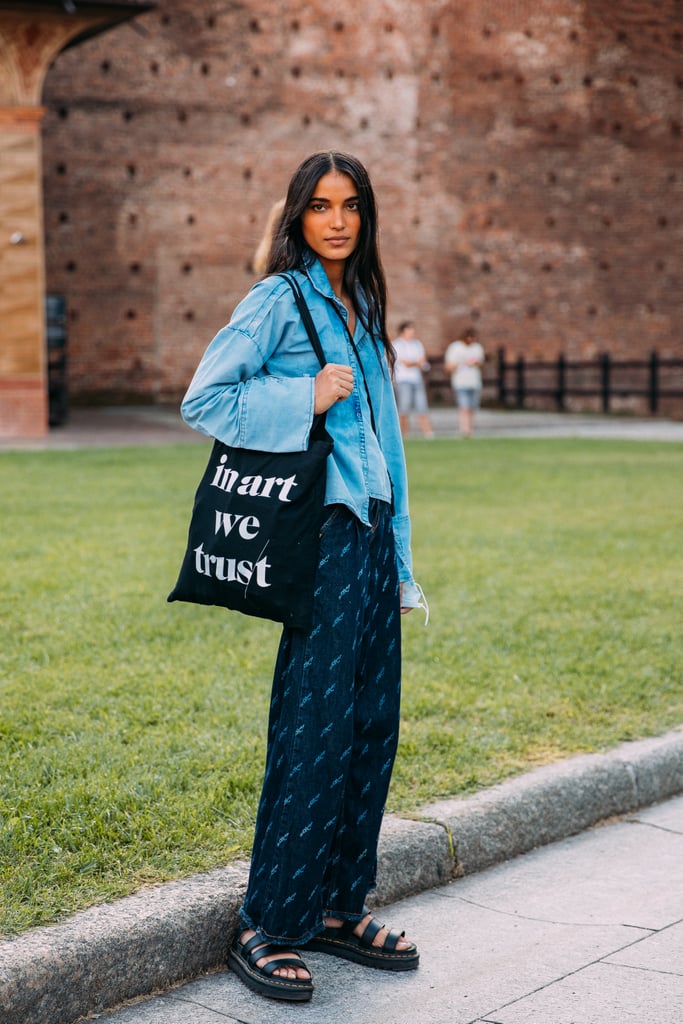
241, 934, 306, 971
358, 916, 406, 951
359, 916, 384, 946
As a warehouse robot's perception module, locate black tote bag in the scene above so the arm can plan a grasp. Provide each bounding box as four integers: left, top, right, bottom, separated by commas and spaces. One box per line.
167, 274, 333, 631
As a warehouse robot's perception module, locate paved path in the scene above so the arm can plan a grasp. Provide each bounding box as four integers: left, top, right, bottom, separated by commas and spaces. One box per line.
97, 793, 683, 1024
2, 405, 683, 450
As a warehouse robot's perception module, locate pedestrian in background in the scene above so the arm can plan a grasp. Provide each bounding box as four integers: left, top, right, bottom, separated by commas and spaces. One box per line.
391, 321, 434, 438
445, 326, 485, 437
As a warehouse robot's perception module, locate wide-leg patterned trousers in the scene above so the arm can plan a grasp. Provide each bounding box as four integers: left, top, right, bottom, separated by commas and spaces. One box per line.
239, 500, 402, 945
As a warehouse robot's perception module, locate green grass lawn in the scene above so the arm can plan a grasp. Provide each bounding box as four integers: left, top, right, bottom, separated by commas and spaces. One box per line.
1, 438, 681, 937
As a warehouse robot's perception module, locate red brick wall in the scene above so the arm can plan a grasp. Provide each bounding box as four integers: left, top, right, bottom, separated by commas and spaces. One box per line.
41, 0, 683, 405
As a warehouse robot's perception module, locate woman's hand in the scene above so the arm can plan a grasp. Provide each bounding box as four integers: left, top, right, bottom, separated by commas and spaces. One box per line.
314, 363, 354, 414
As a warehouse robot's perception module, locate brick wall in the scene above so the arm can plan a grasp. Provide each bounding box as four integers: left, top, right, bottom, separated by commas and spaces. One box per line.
41, 0, 683, 405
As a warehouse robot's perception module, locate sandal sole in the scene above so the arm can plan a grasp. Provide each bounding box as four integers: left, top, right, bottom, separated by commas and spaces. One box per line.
304, 935, 419, 972
228, 946, 313, 1002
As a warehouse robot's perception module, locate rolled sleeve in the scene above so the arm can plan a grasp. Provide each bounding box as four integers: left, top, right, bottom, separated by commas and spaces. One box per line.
181, 279, 317, 452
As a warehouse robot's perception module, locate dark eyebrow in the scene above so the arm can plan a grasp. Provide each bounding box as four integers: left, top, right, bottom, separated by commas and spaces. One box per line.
308, 194, 360, 203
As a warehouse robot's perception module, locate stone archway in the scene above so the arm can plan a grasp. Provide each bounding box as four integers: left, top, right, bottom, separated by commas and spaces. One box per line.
0, 1, 152, 438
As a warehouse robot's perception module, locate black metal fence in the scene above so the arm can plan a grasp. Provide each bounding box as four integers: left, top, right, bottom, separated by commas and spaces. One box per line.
427, 349, 683, 417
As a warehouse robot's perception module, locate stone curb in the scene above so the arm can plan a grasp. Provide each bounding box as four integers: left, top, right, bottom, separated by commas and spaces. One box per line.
1, 728, 682, 1024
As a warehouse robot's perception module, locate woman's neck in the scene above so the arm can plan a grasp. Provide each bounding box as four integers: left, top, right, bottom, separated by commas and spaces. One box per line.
319, 257, 345, 299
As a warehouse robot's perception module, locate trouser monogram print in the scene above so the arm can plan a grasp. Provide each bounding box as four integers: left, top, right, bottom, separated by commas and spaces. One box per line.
240, 501, 402, 944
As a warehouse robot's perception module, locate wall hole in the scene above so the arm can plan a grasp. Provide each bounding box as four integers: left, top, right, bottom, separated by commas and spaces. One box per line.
56, 162, 67, 175
583, 75, 593, 87
252, 66, 261, 77
177, 109, 187, 122
128, 213, 138, 225
126, 164, 137, 178
599, 260, 610, 270
359, 117, 369, 129
182, 167, 192, 178
291, 66, 301, 77
150, 61, 159, 74
431, 22, 440, 37
481, 261, 492, 273
333, 20, 344, 31
249, 18, 260, 32
66, 261, 76, 272
59, 211, 69, 223
201, 62, 211, 76
206, 15, 216, 28
550, 73, 561, 84
547, 171, 557, 184
100, 60, 111, 73
240, 113, 251, 125
385, 22, 394, 32
658, 216, 668, 227
336, 68, 346, 78
129, 262, 141, 274
302, 114, 311, 126
184, 310, 195, 321
671, 121, 681, 137
126, 309, 137, 319
123, 110, 134, 122
186, 214, 196, 225
243, 167, 252, 180
385, 68, 394, 79
431, 71, 441, 82
182, 263, 193, 274
542, 263, 553, 272
587, 306, 598, 316
546, 215, 556, 227
58, 106, 68, 120
526, 305, 538, 318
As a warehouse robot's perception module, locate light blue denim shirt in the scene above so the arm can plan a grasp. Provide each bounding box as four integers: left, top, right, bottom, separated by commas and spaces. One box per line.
181, 258, 418, 592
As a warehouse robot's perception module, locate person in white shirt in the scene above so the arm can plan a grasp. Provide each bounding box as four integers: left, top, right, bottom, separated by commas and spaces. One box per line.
391, 321, 434, 438
444, 327, 485, 436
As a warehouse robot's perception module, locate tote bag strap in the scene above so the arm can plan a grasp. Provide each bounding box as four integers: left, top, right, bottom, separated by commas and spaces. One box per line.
279, 273, 327, 369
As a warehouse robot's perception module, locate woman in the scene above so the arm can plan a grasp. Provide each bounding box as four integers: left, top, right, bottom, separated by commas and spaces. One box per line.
181, 152, 424, 1003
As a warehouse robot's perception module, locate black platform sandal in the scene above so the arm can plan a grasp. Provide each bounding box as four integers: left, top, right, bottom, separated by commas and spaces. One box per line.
304, 911, 419, 972
228, 933, 314, 1002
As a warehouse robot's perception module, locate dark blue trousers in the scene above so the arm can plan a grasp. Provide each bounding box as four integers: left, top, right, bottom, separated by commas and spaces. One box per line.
239, 501, 402, 945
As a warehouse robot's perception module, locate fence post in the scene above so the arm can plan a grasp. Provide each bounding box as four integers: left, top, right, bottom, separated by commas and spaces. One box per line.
515, 355, 525, 408
497, 347, 506, 405
599, 353, 610, 413
648, 351, 659, 414
556, 353, 566, 410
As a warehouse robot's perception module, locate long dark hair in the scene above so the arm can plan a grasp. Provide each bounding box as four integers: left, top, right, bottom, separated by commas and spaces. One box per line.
266, 152, 393, 369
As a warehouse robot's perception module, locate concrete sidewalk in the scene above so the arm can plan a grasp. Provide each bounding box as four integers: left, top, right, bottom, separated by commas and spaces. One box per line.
1, 729, 682, 1024
96, 791, 683, 1024
1, 404, 683, 450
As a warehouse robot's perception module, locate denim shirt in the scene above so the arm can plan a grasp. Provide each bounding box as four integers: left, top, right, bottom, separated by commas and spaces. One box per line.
181, 259, 416, 589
